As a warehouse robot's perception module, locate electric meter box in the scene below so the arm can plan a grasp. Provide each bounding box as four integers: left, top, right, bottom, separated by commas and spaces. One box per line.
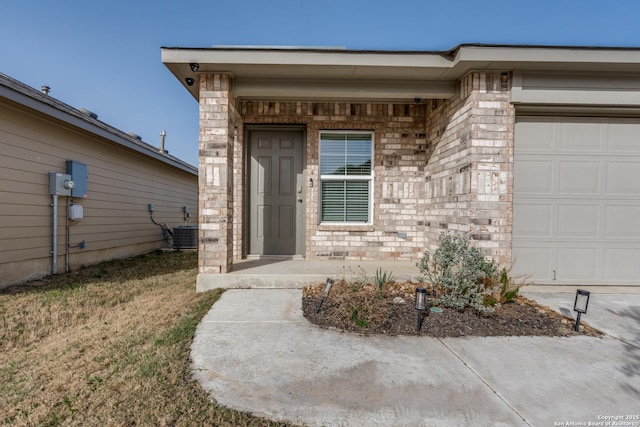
69, 204, 84, 220
66, 160, 88, 198
49, 172, 74, 196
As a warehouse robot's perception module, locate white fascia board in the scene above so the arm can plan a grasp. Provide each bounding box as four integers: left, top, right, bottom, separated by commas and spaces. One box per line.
455, 45, 640, 69
162, 47, 453, 69
163, 45, 640, 73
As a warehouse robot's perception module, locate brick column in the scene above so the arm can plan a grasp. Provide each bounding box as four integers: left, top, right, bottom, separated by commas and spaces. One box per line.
198, 74, 237, 275
424, 71, 514, 268
465, 72, 515, 266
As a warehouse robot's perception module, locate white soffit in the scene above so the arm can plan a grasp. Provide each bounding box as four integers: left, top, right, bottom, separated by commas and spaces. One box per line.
161, 47, 456, 101
161, 45, 640, 101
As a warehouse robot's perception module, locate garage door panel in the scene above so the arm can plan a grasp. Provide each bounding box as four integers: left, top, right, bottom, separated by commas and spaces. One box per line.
559, 122, 603, 152
556, 247, 598, 281
514, 160, 553, 193
557, 205, 599, 237
513, 203, 552, 237
606, 162, 640, 196
512, 246, 553, 282
605, 205, 640, 238
604, 248, 640, 280
516, 121, 554, 151
514, 117, 640, 285
607, 123, 640, 153
558, 161, 601, 195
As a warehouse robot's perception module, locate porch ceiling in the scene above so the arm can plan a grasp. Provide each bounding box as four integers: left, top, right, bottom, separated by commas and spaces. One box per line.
161, 44, 640, 102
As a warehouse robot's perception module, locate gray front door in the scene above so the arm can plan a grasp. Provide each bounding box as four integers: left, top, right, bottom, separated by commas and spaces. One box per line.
249, 130, 305, 255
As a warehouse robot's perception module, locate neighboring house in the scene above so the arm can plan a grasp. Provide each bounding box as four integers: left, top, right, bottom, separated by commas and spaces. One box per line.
0, 73, 198, 288
162, 44, 640, 288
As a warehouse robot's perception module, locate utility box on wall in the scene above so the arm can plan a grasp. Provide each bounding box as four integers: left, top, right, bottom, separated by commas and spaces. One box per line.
68, 204, 84, 220
49, 172, 74, 196
66, 160, 88, 198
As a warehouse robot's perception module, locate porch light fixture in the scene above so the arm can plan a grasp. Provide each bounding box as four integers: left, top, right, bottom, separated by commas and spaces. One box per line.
189, 62, 200, 72
573, 289, 591, 332
415, 287, 427, 332
185, 77, 195, 86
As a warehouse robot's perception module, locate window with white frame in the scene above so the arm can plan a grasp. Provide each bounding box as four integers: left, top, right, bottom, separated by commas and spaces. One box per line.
319, 131, 373, 223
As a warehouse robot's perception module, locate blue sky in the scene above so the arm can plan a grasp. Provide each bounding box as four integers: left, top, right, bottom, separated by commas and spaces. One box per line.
2, 0, 640, 166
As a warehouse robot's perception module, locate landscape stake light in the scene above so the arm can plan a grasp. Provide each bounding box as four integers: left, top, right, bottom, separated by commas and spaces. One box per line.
315, 278, 334, 314
415, 287, 427, 332
573, 289, 591, 332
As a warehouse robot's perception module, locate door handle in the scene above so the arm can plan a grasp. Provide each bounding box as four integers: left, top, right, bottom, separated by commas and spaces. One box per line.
297, 197, 303, 203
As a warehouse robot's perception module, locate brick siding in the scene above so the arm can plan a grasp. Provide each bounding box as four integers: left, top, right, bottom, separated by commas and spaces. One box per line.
198, 74, 237, 273
240, 101, 428, 261
424, 72, 514, 265
197, 71, 515, 274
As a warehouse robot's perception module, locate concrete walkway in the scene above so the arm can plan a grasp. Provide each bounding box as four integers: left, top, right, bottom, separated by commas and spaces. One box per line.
196, 259, 421, 291
192, 289, 640, 426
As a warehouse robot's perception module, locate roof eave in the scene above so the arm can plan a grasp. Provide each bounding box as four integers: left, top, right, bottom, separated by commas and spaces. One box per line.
161, 44, 640, 102
0, 74, 197, 174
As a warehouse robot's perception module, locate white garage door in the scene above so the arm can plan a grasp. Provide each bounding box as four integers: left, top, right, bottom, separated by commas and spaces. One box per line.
513, 117, 640, 285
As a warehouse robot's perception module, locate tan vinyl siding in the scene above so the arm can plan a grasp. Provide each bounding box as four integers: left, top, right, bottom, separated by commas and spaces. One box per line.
0, 99, 198, 288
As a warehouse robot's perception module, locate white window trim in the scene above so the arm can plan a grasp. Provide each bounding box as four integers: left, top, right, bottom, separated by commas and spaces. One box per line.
319, 130, 374, 225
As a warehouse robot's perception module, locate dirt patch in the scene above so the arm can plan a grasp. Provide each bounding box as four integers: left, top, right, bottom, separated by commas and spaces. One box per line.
303, 280, 602, 337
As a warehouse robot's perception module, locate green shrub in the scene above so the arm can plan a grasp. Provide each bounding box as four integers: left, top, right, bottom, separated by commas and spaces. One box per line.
417, 232, 501, 313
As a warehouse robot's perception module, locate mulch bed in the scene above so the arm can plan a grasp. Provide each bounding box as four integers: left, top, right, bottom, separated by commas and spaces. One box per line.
302, 280, 602, 337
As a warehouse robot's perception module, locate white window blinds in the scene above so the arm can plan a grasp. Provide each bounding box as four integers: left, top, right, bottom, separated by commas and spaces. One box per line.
319, 132, 373, 223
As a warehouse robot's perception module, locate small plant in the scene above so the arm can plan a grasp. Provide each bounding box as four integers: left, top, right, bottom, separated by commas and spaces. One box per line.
417, 232, 501, 313
374, 268, 394, 291
350, 306, 368, 328
484, 268, 521, 306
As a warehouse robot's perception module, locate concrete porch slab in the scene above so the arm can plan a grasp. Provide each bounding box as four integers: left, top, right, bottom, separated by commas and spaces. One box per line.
196, 258, 422, 292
